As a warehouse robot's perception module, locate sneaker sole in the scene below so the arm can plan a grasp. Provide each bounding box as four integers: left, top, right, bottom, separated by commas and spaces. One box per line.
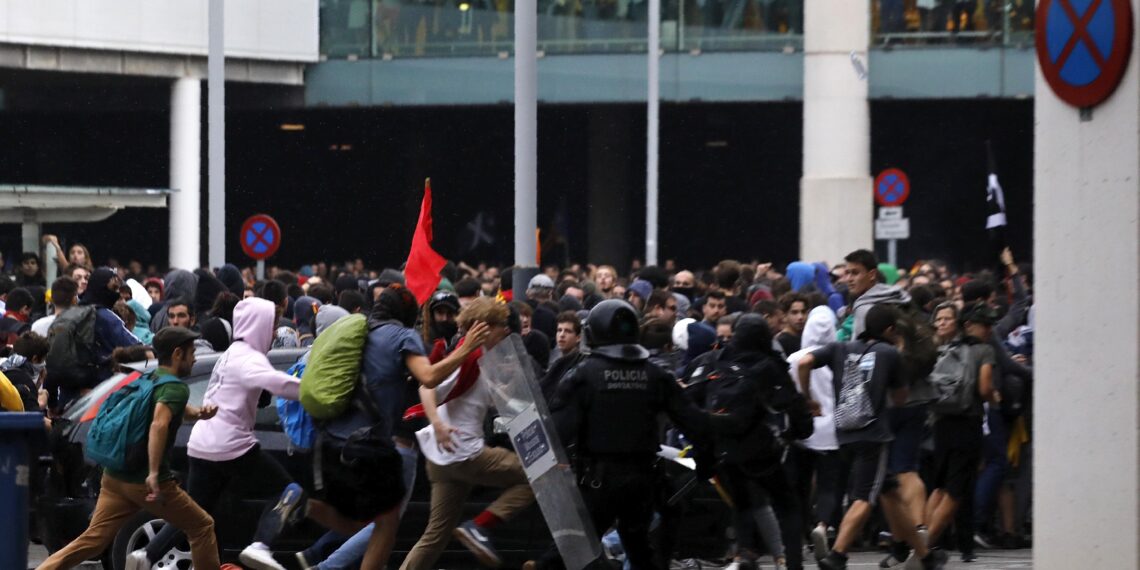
810, 530, 829, 562
453, 527, 503, 568
240, 549, 288, 570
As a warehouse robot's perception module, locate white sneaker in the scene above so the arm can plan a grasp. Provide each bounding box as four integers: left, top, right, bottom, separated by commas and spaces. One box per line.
810, 524, 830, 562
239, 543, 287, 570
296, 551, 318, 570
124, 549, 149, 570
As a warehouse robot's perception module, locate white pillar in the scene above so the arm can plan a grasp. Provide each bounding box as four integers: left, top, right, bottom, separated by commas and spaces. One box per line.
170, 77, 201, 270
20, 212, 40, 256
645, 0, 660, 267
207, 0, 226, 269
513, 0, 538, 298
1033, 21, 1140, 570
799, 0, 872, 265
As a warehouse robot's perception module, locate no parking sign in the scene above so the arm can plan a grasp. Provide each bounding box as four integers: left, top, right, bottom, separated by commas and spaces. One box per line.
1036, 0, 1134, 108
240, 214, 281, 261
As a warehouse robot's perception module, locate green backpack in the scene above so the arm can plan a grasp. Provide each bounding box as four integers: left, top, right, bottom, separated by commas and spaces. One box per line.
300, 313, 369, 420
86, 372, 180, 472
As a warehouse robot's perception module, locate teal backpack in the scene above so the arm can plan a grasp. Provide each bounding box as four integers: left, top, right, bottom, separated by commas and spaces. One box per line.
86, 373, 180, 472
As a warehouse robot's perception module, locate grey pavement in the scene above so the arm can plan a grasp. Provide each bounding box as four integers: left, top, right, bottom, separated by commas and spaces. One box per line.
27, 543, 1033, 569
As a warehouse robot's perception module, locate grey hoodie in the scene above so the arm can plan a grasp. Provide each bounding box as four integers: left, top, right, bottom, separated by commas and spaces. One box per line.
851, 283, 911, 340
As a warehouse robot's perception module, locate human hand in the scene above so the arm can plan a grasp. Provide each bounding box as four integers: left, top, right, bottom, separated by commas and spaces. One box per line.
806, 399, 822, 417
37, 389, 49, 409
41, 234, 59, 246
145, 473, 163, 503
197, 404, 218, 420
1011, 354, 1028, 365
433, 421, 459, 453
463, 321, 491, 352
1000, 247, 1014, 267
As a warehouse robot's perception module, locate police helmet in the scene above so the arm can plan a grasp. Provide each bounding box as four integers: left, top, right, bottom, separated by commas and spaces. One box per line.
428, 290, 461, 314
584, 299, 649, 361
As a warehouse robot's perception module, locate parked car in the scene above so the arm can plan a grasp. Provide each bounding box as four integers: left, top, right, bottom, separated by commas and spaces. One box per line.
34, 348, 729, 569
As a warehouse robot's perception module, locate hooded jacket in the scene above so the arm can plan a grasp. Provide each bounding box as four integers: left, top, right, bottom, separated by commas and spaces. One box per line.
787, 306, 838, 451
217, 264, 246, 297
813, 263, 847, 315
126, 299, 154, 345
851, 283, 911, 340
786, 261, 815, 292
150, 269, 198, 332
187, 297, 300, 462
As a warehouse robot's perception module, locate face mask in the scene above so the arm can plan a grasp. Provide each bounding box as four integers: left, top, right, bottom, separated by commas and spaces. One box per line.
431, 321, 459, 342
31, 362, 46, 376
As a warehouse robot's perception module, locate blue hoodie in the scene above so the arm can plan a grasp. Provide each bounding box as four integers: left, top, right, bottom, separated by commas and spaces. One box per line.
786, 261, 815, 292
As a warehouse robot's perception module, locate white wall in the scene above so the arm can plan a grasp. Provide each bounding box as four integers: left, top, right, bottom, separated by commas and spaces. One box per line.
0, 0, 317, 62
1033, 7, 1140, 568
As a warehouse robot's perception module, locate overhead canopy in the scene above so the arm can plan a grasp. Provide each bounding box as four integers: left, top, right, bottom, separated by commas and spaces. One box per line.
0, 185, 170, 223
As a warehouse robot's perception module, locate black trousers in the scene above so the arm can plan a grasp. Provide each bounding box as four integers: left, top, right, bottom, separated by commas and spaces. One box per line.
536, 461, 659, 570
145, 446, 294, 561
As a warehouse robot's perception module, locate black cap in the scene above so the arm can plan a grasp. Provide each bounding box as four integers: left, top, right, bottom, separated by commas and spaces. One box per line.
152, 326, 200, 360
961, 302, 998, 326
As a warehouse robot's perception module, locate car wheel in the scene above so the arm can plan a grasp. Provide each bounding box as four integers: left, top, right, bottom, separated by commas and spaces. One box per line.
110, 511, 192, 570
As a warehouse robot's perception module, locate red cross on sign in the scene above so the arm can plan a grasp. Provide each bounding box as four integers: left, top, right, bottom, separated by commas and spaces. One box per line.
1036, 0, 1134, 108
240, 214, 281, 261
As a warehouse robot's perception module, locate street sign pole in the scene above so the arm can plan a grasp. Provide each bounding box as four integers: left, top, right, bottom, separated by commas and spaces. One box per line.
256, 259, 265, 281
513, 0, 539, 300
888, 239, 897, 268
645, 0, 660, 266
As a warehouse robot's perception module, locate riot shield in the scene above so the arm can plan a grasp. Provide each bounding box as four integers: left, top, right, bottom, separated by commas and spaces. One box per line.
479, 334, 602, 570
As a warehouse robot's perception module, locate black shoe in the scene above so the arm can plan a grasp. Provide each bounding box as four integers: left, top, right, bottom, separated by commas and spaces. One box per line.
961, 551, 978, 563
920, 549, 948, 570
999, 533, 1024, 550
818, 552, 848, 570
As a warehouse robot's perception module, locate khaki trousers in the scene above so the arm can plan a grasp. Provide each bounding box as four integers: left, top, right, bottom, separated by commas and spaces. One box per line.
399, 446, 535, 570
37, 474, 219, 570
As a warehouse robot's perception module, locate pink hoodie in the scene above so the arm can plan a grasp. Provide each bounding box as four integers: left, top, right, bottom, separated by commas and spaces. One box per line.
187, 297, 301, 462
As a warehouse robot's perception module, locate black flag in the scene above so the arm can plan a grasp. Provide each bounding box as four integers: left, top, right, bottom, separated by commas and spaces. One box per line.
985, 141, 1009, 267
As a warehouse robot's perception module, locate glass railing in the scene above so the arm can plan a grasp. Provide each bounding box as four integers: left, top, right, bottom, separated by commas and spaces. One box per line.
319, 0, 1035, 58
871, 0, 1035, 47
319, 0, 804, 58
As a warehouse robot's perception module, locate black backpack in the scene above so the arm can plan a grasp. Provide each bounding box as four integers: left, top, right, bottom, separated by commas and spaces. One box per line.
45, 306, 100, 390
684, 350, 811, 469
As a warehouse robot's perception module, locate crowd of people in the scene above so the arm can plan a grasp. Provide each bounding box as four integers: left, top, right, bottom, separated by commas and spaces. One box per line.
2, 236, 1034, 570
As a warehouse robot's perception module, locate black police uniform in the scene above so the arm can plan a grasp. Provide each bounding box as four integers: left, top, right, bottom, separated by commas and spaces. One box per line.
535, 300, 710, 570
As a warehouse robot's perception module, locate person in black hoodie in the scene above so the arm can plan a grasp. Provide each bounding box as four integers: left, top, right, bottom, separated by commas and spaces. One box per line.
682, 313, 811, 570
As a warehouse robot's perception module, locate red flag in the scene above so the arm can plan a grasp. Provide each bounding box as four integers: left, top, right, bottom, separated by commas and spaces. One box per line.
404, 178, 446, 305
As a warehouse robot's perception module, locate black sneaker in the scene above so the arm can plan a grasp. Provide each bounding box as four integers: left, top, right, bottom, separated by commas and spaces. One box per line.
920, 549, 948, 570
961, 551, 978, 563
879, 541, 910, 568
818, 552, 848, 570
453, 520, 503, 567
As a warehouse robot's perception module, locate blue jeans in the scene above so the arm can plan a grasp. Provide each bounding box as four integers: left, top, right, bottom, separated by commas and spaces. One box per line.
313, 445, 419, 570
973, 409, 1009, 529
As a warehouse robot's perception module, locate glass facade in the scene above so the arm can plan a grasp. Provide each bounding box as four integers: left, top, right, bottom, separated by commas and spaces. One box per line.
319, 0, 1036, 58
319, 0, 804, 57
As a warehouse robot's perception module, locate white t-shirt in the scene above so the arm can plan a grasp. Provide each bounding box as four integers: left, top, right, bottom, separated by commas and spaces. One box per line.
416, 369, 493, 466
31, 314, 56, 337
786, 347, 838, 451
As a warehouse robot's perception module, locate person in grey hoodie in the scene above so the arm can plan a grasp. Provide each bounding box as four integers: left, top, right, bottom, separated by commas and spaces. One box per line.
845, 249, 912, 340
128, 298, 361, 570
149, 269, 198, 332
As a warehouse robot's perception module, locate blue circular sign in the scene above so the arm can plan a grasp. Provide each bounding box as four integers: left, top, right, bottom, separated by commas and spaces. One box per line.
874, 168, 910, 207
240, 214, 281, 260
1037, 0, 1133, 108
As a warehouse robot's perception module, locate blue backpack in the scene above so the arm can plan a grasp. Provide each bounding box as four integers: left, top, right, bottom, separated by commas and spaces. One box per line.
277, 360, 316, 453
86, 373, 179, 472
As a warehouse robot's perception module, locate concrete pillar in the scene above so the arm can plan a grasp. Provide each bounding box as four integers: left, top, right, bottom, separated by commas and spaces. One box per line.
1033, 19, 1140, 570
20, 211, 40, 256
799, 0, 872, 265
169, 77, 201, 270
587, 108, 632, 269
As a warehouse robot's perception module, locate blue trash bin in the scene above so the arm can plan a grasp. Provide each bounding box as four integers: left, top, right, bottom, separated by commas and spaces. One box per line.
0, 412, 47, 570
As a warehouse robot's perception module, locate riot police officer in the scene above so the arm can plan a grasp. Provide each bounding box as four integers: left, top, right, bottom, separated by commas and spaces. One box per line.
529, 299, 711, 570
